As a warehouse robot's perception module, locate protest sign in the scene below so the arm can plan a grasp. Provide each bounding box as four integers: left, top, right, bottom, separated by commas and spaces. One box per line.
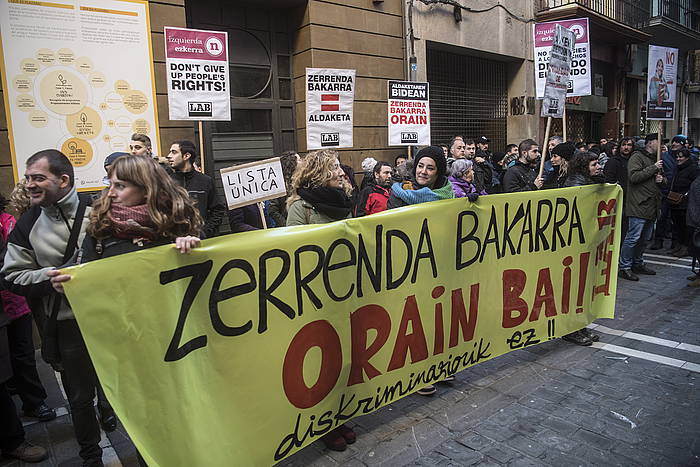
388, 81, 430, 146
0, 0, 159, 190
541, 25, 576, 118
219, 157, 286, 210
64, 184, 621, 467
534, 18, 591, 98
164, 27, 230, 121
306, 68, 355, 149
646, 45, 678, 120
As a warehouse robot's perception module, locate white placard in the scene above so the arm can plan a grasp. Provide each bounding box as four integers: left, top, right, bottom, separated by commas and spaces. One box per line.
164, 26, 230, 121
220, 157, 286, 210
541, 25, 576, 118
646, 45, 678, 121
306, 68, 355, 150
0, 0, 159, 190
388, 81, 430, 146
534, 18, 591, 98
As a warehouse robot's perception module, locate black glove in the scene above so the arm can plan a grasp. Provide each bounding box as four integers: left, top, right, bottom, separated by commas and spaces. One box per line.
466, 193, 479, 202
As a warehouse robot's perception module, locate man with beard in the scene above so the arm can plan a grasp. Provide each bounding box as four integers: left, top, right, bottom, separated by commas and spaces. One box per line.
167, 140, 225, 238
503, 139, 544, 192
604, 137, 634, 238
355, 161, 393, 216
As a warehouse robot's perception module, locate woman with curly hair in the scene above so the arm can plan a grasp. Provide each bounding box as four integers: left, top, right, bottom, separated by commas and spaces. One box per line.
284, 149, 356, 452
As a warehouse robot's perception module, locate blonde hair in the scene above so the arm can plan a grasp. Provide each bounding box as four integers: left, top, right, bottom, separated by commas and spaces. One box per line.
286, 150, 349, 207
89, 155, 202, 240
9, 180, 31, 216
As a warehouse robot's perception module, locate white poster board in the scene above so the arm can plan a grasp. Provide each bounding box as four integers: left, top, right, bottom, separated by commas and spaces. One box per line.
306, 68, 355, 150
387, 81, 430, 146
164, 27, 230, 121
220, 157, 286, 210
0, 0, 159, 190
541, 25, 576, 118
646, 45, 678, 120
534, 18, 591, 98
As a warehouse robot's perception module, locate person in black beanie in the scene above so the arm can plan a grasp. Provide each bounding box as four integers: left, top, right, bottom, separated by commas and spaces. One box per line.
543, 142, 575, 189
387, 146, 455, 209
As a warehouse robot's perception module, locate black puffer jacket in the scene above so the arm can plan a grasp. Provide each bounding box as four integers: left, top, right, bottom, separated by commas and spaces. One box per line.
668, 159, 699, 210
503, 162, 538, 192
603, 154, 629, 191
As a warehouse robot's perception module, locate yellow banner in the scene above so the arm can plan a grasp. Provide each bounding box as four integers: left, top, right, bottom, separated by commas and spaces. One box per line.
64, 184, 622, 466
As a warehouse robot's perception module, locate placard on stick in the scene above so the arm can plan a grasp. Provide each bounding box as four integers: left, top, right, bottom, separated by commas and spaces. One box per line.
220, 157, 286, 210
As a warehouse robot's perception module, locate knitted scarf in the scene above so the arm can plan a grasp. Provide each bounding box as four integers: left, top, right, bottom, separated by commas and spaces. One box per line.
391, 179, 454, 205
297, 186, 352, 220
108, 203, 158, 240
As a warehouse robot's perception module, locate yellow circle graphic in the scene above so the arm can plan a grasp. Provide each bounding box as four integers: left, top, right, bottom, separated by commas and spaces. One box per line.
13, 75, 32, 92
29, 110, 49, 128
114, 116, 131, 133
20, 59, 40, 75
40, 70, 87, 115
103, 134, 111, 142
122, 90, 148, 114
61, 138, 93, 167
57, 48, 75, 64
75, 56, 93, 74
132, 118, 150, 134
115, 80, 130, 94
67, 107, 102, 140
36, 49, 55, 66
99, 102, 108, 110
16, 93, 35, 111
89, 72, 106, 88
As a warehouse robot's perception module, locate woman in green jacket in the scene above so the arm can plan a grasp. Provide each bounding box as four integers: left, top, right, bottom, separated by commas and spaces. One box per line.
284, 149, 356, 452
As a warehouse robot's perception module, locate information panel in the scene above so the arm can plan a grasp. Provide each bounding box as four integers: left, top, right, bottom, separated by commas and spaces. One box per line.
0, 0, 159, 190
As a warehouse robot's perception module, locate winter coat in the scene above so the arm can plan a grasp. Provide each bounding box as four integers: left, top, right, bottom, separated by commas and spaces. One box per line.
170, 170, 225, 238
355, 183, 390, 216
668, 158, 699, 210
686, 177, 700, 229
626, 149, 664, 220
268, 196, 289, 227
564, 174, 595, 187
503, 162, 539, 193
448, 176, 486, 198
473, 159, 494, 193
227, 205, 264, 232
603, 154, 629, 192
543, 165, 566, 189
286, 199, 348, 226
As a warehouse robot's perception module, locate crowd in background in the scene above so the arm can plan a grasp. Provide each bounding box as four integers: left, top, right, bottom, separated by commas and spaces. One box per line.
1, 129, 699, 464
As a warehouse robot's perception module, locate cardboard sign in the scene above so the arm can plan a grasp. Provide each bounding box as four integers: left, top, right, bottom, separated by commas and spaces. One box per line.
646, 45, 678, 120
541, 25, 576, 118
0, 0, 159, 190
220, 157, 286, 209
388, 81, 430, 146
534, 18, 591, 98
165, 27, 230, 121
306, 68, 355, 150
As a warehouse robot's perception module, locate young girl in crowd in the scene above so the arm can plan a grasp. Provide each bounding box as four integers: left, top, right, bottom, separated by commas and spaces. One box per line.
285, 149, 357, 452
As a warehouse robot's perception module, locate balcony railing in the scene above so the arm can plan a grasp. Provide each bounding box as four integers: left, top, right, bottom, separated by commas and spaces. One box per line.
536, 0, 650, 29
651, 0, 700, 33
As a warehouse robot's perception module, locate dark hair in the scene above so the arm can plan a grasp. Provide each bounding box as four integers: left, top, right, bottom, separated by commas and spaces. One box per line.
373, 161, 392, 174
619, 137, 634, 146
568, 152, 598, 177
518, 139, 538, 156
0, 193, 8, 213
279, 151, 299, 186
26, 149, 74, 187
677, 148, 691, 159
505, 144, 518, 153
575, 142, 587, 150
130, 133, 152, 148
463, 138, 475, 146
602, 141, 617, 156
340, 164, 358, 191
173, 140, 198, 165
394, 154, 408, 165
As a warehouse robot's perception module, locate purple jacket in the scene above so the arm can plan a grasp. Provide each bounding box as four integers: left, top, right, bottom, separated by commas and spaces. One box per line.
448, 176, 486, 198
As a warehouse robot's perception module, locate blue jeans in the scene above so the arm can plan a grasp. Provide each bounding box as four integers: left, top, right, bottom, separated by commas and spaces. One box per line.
619, 217, 654, 270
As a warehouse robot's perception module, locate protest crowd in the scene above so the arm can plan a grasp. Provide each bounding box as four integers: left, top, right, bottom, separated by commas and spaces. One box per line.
1, 129, 699, 466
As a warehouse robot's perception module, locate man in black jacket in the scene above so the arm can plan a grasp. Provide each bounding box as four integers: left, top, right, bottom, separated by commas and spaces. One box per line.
168, 140, 225, 238
603, 137, 634, 238
503, 139, 544, 192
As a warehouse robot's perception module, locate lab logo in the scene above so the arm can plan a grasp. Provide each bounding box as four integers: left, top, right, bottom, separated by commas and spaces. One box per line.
401, 132, 418, 144
321, 132, 339, 146
188, 101, 212, 117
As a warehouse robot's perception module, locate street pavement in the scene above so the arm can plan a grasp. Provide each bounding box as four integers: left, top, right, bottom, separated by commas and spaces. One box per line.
2, 251, 699, 467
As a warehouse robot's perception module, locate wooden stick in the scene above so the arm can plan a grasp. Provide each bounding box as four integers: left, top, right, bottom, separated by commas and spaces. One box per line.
539, 117, 552, 179
198, 121, 206, 172
563, 106, 567, 141
657, 121, 663, 162
258, 202, 268, 229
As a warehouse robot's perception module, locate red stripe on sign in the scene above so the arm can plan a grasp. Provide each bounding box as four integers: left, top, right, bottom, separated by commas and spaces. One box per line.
321, 94, 339, 101
321, 104, 339, 111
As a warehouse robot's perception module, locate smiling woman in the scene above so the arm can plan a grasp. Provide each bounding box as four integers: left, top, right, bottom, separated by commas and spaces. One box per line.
387, 146, 454, 209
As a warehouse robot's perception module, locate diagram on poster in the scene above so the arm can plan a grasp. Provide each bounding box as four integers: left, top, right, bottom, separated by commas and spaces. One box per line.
0, 0, 159, 190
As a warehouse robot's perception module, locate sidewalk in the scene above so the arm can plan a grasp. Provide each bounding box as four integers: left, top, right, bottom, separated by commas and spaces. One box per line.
2, 251, 699, 466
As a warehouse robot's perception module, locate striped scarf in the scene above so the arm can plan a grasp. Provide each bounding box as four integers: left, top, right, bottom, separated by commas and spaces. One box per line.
391, 180, 454, 205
